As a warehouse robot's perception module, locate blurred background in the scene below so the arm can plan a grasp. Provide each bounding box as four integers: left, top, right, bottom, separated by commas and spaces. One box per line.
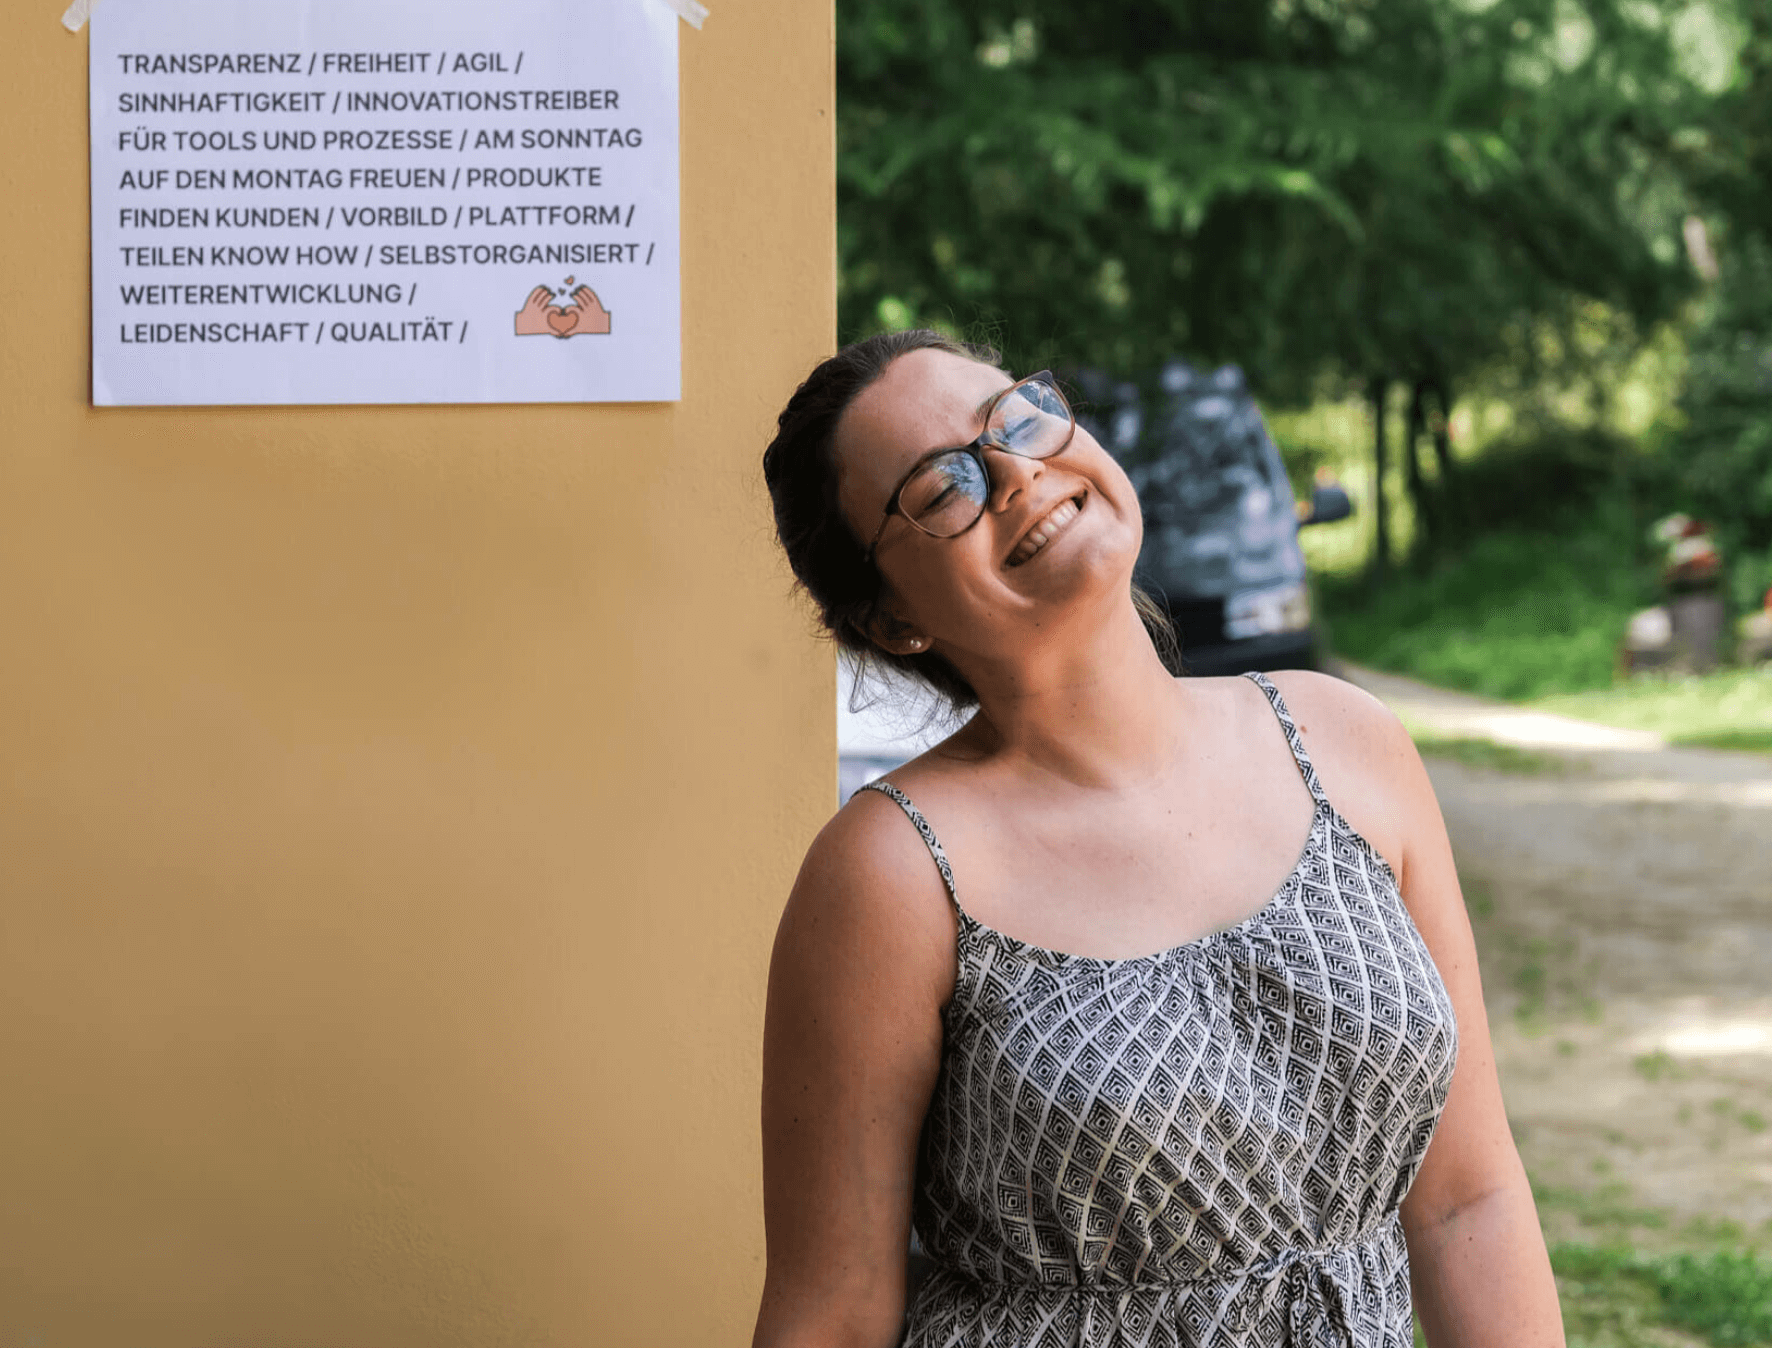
834, 1, 1772, 1340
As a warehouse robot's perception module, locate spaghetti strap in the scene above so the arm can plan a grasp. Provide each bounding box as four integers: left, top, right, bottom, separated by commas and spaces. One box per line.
859, 779, 963, 912
1244, 671, 1331, 807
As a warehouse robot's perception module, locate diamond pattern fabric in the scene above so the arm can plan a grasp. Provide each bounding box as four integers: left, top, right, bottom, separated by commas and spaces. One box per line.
862, 673, 1458, 1347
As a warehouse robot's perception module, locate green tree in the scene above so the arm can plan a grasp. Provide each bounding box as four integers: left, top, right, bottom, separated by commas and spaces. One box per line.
1676, 2, 1772, 605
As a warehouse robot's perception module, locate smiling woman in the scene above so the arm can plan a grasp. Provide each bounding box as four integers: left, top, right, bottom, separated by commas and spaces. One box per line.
763, 331, 1181, 712
753, 331, 1566, 1348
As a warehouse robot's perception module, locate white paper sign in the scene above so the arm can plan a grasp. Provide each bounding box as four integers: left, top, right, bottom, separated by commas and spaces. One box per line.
90, 0, 681, 406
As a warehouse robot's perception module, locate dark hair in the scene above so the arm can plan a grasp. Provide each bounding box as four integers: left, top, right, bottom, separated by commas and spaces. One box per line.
762, 329, 1182, 713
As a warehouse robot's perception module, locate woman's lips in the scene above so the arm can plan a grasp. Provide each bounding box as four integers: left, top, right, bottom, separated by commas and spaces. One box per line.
1008, 494, 1084, 566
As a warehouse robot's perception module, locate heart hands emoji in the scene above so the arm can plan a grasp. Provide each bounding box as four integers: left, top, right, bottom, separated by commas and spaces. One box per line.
515, 282, 612, 339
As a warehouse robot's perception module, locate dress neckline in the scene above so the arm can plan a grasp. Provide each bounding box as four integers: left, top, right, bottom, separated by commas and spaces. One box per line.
859, 673, 1390, 970
952, 800, 1328, 968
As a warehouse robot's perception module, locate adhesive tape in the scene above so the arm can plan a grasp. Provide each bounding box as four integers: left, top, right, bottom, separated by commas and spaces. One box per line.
656, 0, 709, 27
62, 0, 704, 35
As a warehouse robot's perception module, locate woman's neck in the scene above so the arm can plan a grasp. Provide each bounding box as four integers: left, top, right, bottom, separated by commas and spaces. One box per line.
955, 600, 1188, 791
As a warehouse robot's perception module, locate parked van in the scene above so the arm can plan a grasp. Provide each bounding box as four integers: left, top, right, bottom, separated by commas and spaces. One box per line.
1100, 360, 1350, 677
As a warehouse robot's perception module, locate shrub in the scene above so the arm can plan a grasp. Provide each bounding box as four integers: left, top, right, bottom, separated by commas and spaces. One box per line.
1322, 491, 1658, 700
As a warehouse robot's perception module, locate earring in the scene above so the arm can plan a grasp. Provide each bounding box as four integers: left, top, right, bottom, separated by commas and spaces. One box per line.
907, 639, 926, 652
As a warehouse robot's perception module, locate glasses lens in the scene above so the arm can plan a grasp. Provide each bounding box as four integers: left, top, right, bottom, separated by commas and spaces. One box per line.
898, 450, 988, 538
988, 378, 1072, 458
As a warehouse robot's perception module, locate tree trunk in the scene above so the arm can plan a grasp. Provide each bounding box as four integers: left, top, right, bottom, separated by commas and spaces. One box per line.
1427, 377, 1459, 537
1404, 380, 1431, 554
1369, 375, 1391, 579
1428, 378, 1456, 481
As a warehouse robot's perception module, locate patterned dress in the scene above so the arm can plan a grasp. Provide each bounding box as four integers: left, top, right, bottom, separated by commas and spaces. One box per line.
861, 674, 1459, 1348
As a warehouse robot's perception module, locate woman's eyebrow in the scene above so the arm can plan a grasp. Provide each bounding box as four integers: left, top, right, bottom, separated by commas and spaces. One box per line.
906, 382, 1014, 460
934, 384, 1012, 447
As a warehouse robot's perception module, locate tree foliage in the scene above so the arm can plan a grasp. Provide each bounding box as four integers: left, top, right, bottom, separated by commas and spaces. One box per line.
1674, 3, 1772, 592
838, 0, 1704, 405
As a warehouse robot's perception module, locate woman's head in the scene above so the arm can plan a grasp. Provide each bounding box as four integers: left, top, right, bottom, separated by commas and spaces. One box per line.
763, 330, 1178, 710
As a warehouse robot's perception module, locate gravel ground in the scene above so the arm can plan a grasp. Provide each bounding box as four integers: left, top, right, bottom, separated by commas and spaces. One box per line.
1342, 665, 1772, 1246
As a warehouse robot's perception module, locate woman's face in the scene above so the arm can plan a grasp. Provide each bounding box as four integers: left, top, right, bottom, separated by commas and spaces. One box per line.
834, 348, 1144, 663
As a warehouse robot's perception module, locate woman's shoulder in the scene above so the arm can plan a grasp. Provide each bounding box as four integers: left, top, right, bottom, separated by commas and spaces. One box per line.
1247, 668, 1432, 876
1171, 669, 1413, 764
772, 779, 962, 1003
817, 775, 957, 887
1257, 668, 1414, 755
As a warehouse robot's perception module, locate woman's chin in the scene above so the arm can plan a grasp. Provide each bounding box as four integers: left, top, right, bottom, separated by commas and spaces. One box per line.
1019, 545, 1140, 618
1047, 520, 1139, 587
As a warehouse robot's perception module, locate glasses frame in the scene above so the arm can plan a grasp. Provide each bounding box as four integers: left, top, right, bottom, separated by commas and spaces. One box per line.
863, 370, 1076, 564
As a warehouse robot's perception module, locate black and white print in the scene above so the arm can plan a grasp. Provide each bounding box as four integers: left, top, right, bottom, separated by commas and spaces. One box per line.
864, 674, 1459, 1348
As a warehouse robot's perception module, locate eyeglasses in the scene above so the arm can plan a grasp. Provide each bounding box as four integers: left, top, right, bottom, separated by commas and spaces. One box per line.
864, 371, 1076, 562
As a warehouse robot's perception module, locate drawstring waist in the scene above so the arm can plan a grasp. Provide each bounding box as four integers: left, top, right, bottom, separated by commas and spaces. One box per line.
911, 1215, 1400, 1348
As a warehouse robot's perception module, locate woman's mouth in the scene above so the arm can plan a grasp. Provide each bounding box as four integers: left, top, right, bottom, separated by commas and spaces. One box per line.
1008, 495, 1085, 567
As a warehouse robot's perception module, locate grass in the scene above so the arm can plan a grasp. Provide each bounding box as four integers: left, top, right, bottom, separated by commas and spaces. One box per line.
1660, 1251, 1772, 1345
1320, 506, 1657, 702
1686, 730, 1772, 753
1531, 1183, 1772, 1346
1552, 1244, 1689, 1348
1549, 1245, 1772, 1347
1319, 501, 1772, 749
1536, 669, 1772, 755
1410, 733, 1571, 774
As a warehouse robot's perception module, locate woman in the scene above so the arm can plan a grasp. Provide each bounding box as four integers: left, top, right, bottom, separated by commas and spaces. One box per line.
753, 330, 1563, 1347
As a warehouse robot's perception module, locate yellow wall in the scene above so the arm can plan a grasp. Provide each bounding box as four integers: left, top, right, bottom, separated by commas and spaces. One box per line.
0, 5, 833, 1344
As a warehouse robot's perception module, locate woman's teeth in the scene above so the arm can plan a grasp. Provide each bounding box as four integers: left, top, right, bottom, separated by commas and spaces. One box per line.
1009, 497, 1081, 566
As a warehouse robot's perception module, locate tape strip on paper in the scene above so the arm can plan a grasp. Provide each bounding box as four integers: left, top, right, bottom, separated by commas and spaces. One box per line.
61, 0, 703, 33
656, 0, 708, 28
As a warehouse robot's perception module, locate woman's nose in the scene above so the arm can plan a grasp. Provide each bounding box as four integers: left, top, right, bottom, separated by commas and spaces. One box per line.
984, 446, 1044, 513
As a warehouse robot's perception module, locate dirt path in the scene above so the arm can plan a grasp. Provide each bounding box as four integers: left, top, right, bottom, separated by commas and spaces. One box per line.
1341, 665, 1772, 1247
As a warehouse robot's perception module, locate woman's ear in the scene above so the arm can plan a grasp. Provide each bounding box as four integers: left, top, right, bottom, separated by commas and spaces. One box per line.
866, 607, 933, 656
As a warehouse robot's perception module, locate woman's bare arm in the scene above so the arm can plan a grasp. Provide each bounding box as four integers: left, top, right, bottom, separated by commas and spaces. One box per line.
752, 791, 958, 1348
1271, 672, 1564, 1347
